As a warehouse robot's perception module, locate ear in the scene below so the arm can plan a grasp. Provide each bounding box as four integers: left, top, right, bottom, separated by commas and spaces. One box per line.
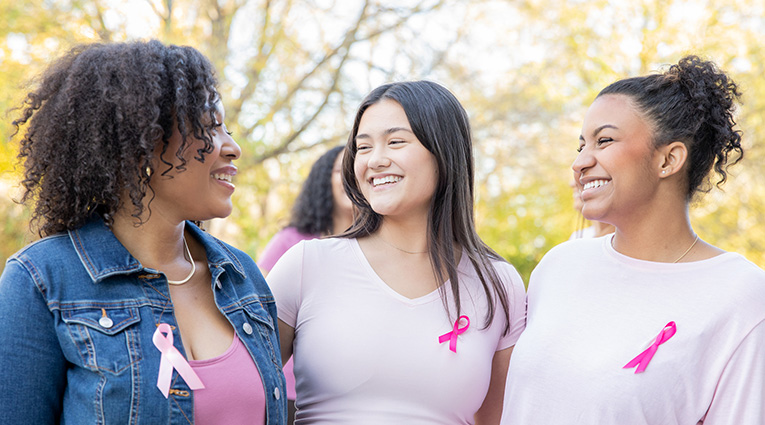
657, 141, 688, 178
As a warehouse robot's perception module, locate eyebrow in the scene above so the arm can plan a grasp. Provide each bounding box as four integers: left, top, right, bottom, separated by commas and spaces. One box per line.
355, 127, 413, 140
579, 124, 619, 141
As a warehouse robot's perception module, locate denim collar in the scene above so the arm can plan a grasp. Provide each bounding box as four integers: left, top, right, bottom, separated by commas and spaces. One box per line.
70, 218, 246, 283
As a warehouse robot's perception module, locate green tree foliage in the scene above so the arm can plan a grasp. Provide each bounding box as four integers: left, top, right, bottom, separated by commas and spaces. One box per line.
1, 0, 763, 281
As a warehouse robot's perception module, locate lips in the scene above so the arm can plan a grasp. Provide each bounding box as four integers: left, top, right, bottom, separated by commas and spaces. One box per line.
210, 165, 237, 189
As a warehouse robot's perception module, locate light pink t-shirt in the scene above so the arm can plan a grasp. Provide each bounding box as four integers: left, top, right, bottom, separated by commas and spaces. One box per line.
189, 336, 266, 425
502, 235, 765, 425
268, 237, 527, 424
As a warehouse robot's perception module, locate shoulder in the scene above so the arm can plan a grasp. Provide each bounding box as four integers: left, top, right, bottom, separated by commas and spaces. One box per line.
10, 233, 73, 264
714, 253, 765, 298
299, 237, 353, 259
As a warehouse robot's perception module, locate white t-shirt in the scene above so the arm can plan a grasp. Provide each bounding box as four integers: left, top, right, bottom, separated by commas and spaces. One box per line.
268, 237, 527, 424
502, 235, 765, 425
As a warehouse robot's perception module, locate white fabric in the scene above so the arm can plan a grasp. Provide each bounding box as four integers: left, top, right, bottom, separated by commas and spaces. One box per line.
268, 237, 526, 424
568, 225, 598, 240
502, 235, 765, 425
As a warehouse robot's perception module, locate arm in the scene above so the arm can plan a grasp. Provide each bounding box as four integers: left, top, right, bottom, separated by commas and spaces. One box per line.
474, 346, 514, 425
278, 319, 296, 367
266, 241, 305, 368
0, 260, 67, 424
702, 319, 765, 424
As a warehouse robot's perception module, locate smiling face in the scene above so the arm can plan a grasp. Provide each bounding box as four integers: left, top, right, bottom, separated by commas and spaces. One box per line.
572, 94, 663, 227
353, 99, 438, 220
148, 101, 242, 223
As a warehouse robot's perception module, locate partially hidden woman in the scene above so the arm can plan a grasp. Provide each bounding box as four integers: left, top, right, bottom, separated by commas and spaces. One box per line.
0, 41, 286, 424
268, 80, 527, 424
502, 56, 765, 424
258, 145, 354, 274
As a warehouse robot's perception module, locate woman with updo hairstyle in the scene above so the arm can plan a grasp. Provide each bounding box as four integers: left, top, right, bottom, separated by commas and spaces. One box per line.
268, 80, 526, 423
0, 41, 286, 424
502, 56, 765, 424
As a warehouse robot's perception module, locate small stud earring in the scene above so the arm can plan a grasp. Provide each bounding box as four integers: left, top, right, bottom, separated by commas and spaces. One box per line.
661, 170, 667, 174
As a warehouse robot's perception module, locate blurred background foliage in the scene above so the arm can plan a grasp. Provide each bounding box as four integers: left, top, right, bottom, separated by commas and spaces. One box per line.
1, 0, 763, 282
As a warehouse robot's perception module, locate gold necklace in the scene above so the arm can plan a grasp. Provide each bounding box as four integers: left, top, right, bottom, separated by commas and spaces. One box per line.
611, 234, 699, 263
167, 237, 196, 285
672, 235, 699, 263
376, 234, 428, 254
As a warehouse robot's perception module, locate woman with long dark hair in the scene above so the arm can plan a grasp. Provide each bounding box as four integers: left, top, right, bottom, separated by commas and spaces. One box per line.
268, 80, 526, 423
0, 41, 286, 424
503, 56, 765, 424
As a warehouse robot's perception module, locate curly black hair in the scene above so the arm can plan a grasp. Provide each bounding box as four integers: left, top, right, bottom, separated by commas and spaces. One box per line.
11, 40, 221, 237
599, 55, 743, 200
288, 146, 344, 235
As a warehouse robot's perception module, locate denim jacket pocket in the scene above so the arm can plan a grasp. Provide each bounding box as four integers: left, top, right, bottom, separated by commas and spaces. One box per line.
61, 305, 142, 374
242, 299, 275, 331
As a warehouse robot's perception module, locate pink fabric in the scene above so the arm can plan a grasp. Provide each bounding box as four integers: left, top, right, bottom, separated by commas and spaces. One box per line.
258, 227, 318, 272
268, 238, 527, 423
189, 336, 266, 425
258, 226, 317, 401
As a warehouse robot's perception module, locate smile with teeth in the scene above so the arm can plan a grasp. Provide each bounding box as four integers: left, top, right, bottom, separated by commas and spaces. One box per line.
372, 175, 402, 187
212, 173, 233, 183
583, 179, 610, 191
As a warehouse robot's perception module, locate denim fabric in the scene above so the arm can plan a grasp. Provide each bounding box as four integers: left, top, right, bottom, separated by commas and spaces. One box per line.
0, 218, 286, 424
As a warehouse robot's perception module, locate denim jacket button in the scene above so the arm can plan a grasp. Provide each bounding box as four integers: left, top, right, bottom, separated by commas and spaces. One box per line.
242, 322, 253, 335
273, 387, 280, 400
98, 316, 114, 329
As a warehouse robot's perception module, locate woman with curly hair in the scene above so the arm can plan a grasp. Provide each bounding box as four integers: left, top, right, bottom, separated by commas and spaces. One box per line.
268, 81, 526, 423
0, 40, 286, 424
502, 56, 765, 424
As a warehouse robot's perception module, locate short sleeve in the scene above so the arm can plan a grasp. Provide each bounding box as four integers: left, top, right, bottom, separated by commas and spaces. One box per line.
702, 319, 765, 424
266, 241, 306, 328
495, 262, 527, 351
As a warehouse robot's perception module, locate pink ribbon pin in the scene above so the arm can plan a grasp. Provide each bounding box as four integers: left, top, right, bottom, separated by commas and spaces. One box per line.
439, 315, 470, 353
153, 323, 205, 398
623, 321, 676, 374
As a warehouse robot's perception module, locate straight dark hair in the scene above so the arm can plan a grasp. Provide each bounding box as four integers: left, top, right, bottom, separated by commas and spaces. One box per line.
341, 80, 511, 333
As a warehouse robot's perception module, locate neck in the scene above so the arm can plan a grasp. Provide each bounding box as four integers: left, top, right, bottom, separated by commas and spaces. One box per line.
592, 221, 615, 237
111, 209, 192, 278
610, 204, 697, 262
375, 214, 430, 254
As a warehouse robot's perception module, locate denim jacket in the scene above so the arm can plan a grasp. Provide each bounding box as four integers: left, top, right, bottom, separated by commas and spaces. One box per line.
0, 218, 286, 424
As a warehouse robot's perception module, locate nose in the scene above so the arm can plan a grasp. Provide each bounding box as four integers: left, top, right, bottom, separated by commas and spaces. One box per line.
222, 133, 241, 160
571, 146, 594, 176
368, 145, 390, 169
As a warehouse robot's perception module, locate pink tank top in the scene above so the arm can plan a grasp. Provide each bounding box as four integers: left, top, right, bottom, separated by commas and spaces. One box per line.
189, 336, 266, 425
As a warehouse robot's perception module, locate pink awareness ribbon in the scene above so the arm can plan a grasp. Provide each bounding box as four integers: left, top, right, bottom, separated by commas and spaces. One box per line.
152, 323, 205, 398
439, 315, 470, 353
623, 321, 677, 374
